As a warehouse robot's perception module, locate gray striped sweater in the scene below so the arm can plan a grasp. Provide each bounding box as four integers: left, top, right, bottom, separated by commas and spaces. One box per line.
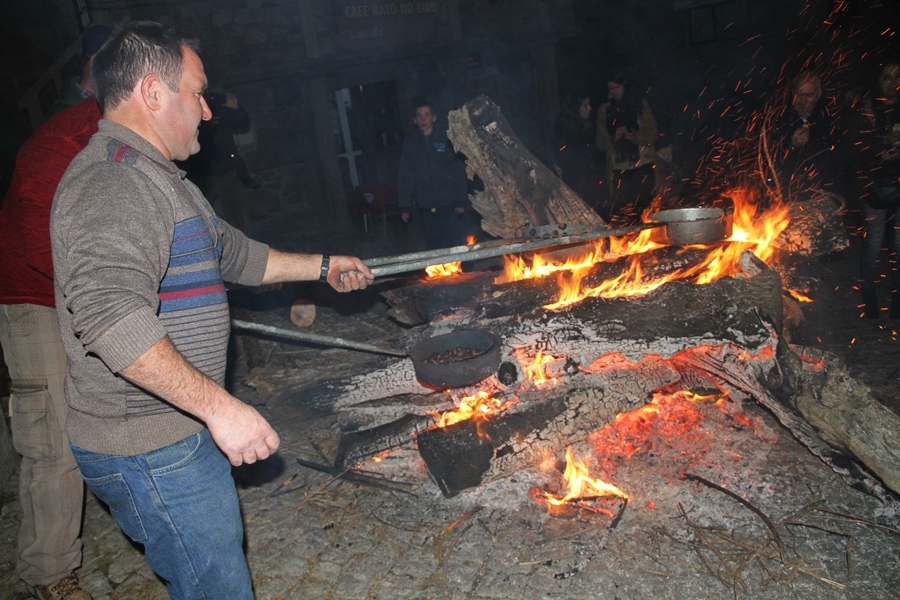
51, 120, 269, 456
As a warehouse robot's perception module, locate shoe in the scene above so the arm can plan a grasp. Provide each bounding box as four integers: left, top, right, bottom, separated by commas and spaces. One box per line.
863, 289, 879, 319
27, 573, 92, 600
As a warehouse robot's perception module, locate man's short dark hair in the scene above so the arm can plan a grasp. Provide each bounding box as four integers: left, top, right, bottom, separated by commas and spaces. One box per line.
91, 21, 199, 113
412, 95, 434, 114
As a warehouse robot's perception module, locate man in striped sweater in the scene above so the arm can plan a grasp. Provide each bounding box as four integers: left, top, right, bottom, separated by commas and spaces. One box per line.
49, 22, 373, 599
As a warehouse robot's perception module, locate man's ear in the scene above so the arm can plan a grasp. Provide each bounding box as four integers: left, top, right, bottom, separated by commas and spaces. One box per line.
140, 74, 164, 111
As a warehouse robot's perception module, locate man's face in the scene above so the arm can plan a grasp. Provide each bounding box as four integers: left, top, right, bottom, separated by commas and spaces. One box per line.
607, 82, 625, 102
414, 106, 436, 135
159, 47, 212, 161
792, 79, 822, 119
877, 64, 900, 101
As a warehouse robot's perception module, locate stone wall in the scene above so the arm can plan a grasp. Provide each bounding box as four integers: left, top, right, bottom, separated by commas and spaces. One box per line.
80, 0, 572, 230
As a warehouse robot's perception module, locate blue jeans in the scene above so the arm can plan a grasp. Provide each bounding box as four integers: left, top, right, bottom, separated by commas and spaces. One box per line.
71, 429, 252, 599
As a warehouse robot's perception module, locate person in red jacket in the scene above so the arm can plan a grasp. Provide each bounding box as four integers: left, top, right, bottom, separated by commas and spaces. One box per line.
0, 97, 101, 600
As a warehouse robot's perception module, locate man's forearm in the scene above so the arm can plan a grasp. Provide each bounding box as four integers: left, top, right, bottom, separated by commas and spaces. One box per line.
118, 336, 228, 422
261, 248, 374, 291
261, 248, 321, 284
118, 335, 280, 466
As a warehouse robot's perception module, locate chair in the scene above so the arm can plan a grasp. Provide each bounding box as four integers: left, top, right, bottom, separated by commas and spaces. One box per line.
357, 185, 399, 235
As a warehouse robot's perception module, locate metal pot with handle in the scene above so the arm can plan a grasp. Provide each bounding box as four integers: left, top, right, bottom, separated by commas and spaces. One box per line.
647, 207, 732, 246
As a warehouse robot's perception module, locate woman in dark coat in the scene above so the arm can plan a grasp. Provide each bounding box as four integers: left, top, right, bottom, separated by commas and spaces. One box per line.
554, 92, 604, 215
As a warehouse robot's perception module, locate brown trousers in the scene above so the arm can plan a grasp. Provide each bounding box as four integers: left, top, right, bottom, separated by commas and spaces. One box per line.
0, 304, 84, 586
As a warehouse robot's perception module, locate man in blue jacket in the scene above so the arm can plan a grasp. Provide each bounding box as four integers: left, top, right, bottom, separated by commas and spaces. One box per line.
398, 96, 469, 249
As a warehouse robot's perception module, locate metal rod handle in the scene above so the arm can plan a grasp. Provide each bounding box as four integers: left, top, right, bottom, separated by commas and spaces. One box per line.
366, 223, 664, 278
231, 320, 407, 357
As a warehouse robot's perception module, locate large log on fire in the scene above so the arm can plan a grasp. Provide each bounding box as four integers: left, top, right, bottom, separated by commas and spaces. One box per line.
448, 94, 606, 239
382, 245, 784, 338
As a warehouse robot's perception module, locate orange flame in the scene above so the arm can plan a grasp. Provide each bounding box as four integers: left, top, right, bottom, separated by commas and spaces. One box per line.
788, 289, 813, 303
432, 391, 514, 429
426, 262, 462, 277
517, 349, 558, 386
371, 449, 391, 463
498, 188, 791, 310
544, 447, 628, 506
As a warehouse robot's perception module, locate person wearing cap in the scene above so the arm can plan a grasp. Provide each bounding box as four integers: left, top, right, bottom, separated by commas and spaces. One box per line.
45, 24, 111, 118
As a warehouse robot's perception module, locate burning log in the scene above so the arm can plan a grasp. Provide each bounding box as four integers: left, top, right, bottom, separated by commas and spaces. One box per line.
417, 355, 680, 497
384, 247, 785, 344
325, 240, 899, 502
448, 94, 606, 239
671, 341, 900, 499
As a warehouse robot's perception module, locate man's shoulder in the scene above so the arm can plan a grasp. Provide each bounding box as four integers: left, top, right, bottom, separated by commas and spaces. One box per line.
59, 130, 166, 199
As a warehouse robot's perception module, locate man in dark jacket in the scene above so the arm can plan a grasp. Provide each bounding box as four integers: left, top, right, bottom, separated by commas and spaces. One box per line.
771, 72, 846, 198
397, 96, 468, 249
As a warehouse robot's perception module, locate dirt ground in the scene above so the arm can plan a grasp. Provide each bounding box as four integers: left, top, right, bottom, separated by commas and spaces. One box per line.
2, 211, 899, 599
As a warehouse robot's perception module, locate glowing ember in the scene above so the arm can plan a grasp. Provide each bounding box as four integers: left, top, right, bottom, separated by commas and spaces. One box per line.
432, 391, 514, 429
426, 262, 462, 277
788, 289, 813, 303
542, 447, 628, 506
371, 449, 391, 463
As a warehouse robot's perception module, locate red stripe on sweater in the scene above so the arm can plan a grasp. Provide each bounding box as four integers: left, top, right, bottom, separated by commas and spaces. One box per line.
158, 284, 226, 301
114, 145, 132, 163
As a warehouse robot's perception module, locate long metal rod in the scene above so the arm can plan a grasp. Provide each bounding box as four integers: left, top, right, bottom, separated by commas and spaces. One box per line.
365, 223, 665, 277
231, 319, 407, 357
362, 234, 557, 266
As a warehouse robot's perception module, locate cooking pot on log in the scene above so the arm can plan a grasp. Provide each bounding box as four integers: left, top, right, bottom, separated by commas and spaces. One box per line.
648, 207, 732, 246
408, 329, 501, 389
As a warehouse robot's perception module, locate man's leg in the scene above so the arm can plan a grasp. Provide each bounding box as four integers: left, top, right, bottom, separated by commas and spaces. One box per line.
0, 304, 85, 588
861, 204, 888, 317
71, 429, 253, 599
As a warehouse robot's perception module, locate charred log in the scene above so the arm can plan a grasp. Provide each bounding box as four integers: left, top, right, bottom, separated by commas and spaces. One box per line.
417, 356, 680, 497
773, 192, 848, 257
791, 348, 900, 497
670, 342, 899, 499
448, 94, 605, 239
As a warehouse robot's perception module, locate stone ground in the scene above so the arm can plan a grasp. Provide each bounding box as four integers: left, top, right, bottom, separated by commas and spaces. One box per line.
2, 208, 899, 599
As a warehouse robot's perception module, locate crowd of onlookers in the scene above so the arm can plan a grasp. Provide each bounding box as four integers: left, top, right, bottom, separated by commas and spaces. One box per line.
553, 63, 899, 319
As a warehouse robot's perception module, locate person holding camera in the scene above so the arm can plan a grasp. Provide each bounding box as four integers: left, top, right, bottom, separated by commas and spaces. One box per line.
595, 72, 660, 221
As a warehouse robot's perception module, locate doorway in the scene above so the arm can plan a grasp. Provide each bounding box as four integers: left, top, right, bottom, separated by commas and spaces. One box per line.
331, 80, 404, 189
